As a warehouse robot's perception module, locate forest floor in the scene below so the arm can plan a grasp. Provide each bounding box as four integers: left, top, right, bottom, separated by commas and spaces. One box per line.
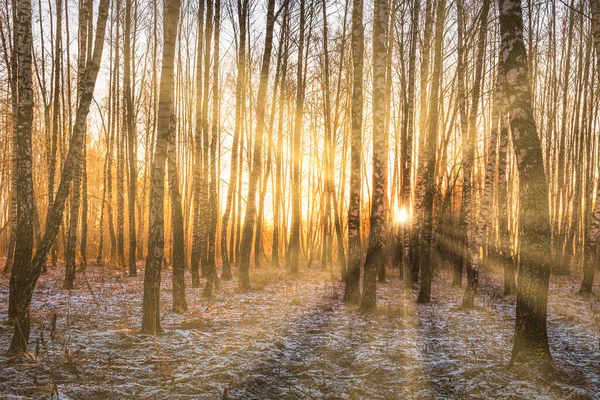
0, 260, 599, 399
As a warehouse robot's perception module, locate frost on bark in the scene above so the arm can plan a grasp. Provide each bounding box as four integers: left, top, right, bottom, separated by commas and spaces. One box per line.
499, 0, 552, 365
8, 0, 110, 352
238, 0, 277, 292
141, 0, 180, 335
360, 0, 388, 312
417, 0, 446, 304
344, 0, 364, 305
580, 0, 600, 294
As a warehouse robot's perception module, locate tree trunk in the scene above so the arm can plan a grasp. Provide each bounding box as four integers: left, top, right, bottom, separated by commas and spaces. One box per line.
141, 0, 180, 335
290, 0, 306, 276
410, 0, 435, 284
272, 1, 290, 268
344, 0, 364, 304
64, 0, 90, 289
204, 0, 221, 297
360, 0, 389, 312
580, 0, 600, 294
167, 113, 187, 313
462, 0, 490, 308
124, 0, 137, 277
191, 0, 205, 287
417, 0, 446, 304
238, 0, 276, 290
8, 0, 35, 319
8, 0, 110, 352
400, 0, 419, 286
499, 0, 553, 365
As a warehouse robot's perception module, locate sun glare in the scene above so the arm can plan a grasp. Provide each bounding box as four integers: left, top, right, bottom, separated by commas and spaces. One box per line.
394, 207, 410, 225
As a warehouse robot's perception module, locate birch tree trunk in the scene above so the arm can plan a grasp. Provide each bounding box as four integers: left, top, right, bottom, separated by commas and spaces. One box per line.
205, 0, 220, 297
462, 0, 490, 308
220, 0, 245, 281
167, 113, 187, 313
499, 0, 553, 365
360, 0, 388, 312
64, 0, 90, 289
417, 0, 446, 304
343, 0, 364, 304
580, 0, 600, 293
454, 0, 467, 287
290, 0, 306, 276
272, 1, 290, 268
141, 0, 180, 335
400, 0, 419, 286
238, 0, 276, 290
410, 0, 434, 283
191, 0, 205, 287
8, 0, 110, 352
199, 0, 214, 278
124, 0, 137, 277
8, 0, 35, 317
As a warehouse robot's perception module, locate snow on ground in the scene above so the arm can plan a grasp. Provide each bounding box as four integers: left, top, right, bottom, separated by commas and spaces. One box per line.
0, 261, 599, 399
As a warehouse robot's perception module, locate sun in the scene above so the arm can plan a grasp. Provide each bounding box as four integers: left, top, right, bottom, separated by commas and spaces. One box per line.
394, 207, 410, 225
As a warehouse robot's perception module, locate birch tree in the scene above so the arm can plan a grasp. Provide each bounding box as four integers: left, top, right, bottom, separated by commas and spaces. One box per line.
141, 0, 180, 334
361, 0, 389, 311
499, 0, 553, 365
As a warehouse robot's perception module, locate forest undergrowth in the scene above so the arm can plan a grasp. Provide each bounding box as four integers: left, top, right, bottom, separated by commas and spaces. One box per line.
0, 261, 599, 399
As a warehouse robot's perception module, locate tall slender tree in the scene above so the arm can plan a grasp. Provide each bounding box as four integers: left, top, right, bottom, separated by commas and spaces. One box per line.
124, 0, 137, 276
290, 0, 306, 276
417, 0, 446, 304
141, 0, 181, 334
344, 0, 364, 304
167, 112, 187, 313
205, 0, 221, 297
191, 0, 205, 287
361, 0, 389, 311
499, 0, 553, 365
580, 0, 600, 294
238, 0, 277, 291
462, 0, 490, 308
8, 0, 110, 352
